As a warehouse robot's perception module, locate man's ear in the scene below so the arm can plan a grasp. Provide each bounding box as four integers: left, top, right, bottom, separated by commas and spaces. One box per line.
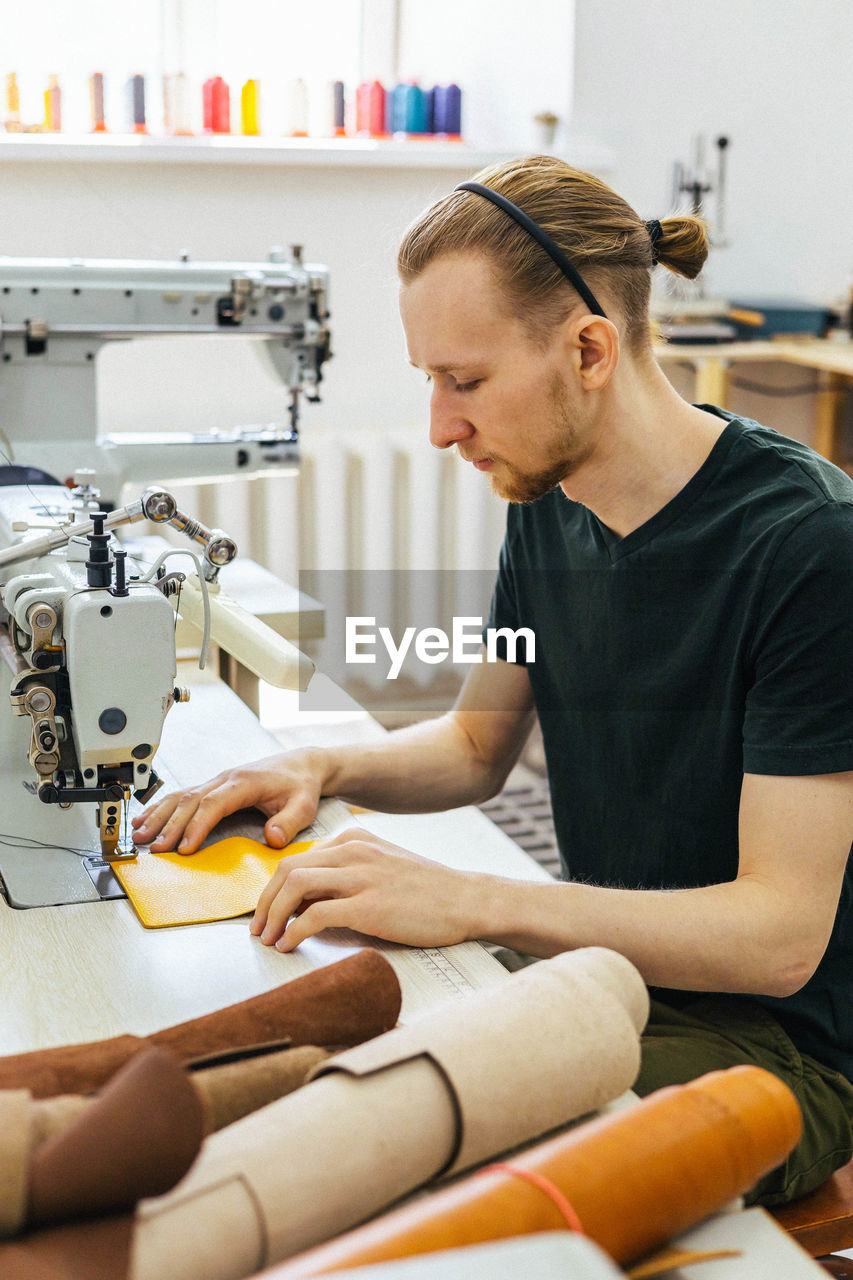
564, 314, 620, 390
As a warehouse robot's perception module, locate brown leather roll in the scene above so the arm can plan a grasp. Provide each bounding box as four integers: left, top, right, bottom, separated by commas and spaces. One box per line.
0, 1036, 147, 1105
0, 1216, 133, 1280
265, 1065, 802, 1277
0, 950, 401, 1099
27, 1048, 204, 1230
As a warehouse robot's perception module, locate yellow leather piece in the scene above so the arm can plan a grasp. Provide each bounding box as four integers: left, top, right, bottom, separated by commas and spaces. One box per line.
113, 838, 314, 929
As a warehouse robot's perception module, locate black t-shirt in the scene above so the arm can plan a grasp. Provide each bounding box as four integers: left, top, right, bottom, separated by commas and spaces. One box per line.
489, 409, 853, 1077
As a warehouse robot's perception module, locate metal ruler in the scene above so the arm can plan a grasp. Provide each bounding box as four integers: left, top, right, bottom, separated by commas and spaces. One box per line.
410, 946, 476, 999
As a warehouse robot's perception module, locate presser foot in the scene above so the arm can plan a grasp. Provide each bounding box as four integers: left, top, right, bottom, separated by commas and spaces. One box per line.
101, 843, 138, 863
98, 793, 136, 861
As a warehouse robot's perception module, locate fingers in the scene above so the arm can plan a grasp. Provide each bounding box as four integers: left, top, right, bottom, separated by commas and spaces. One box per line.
131, 790, 182, 838
272, 899, 358, 953
250, 833, 370, 936
253, 865, 357, 947
133, 773, 256, 853
263, 794, 320, 848
247, 832, 470, 954
132, 754, 322, 854
250, 842, 346, 935
250, 853, 301, 934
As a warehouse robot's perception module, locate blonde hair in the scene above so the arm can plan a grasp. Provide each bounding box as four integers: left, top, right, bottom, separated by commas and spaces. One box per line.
398, 155, 708, 351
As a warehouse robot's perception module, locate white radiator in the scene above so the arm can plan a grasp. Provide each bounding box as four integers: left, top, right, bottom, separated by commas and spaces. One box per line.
161, 425, 508, 708
166, 424, 506, 577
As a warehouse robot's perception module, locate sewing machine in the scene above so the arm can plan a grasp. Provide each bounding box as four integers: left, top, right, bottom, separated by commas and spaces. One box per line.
0, 250, 330, 909
0, 248, 330, 502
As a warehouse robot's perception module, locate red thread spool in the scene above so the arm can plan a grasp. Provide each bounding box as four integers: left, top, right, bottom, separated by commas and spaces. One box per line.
203, 76, 230, 134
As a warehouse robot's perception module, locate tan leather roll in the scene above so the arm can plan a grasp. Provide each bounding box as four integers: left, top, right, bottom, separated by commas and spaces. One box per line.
191, 1044, 330, 1131
264, 1065, 802, 1277
18, 1042, 329, 1151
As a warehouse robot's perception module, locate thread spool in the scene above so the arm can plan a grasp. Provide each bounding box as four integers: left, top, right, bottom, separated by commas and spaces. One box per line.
355, 80, 386, 137
330, 80, 345, 136
203, 76, 230, 134
288, 77, 308, 137
241, 78, 261, 135
432, 84, 462, 138
127, 75, 147, 134
44, 75, 61, 132
5, 72, 21, 131
89, 72, 107, 133
164, 72, 193, 136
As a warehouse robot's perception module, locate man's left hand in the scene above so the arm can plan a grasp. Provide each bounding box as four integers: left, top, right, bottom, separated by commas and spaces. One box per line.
250, 828, 477, 952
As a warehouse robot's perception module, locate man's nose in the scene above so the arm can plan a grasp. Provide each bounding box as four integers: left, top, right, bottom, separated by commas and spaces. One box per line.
428, 388, 474, 450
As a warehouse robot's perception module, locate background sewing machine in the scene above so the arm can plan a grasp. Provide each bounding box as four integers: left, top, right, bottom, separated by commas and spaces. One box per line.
0, 250, 330, 910
0, 247, 330, 501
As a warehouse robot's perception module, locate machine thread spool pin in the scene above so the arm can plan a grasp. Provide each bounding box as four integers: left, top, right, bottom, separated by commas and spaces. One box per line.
111, 549, 129, 597
85, 513, 113, 589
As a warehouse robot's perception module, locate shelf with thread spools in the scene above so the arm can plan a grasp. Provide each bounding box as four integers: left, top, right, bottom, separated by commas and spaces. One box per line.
0, 131, 615, 172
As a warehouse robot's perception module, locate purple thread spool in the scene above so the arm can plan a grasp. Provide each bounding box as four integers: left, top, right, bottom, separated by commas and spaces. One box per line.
432, 83, 462, 136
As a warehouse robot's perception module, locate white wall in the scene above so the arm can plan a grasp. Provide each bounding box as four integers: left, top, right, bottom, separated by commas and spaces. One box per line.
0, 157, 473, 439
397, 0, 575, 152
0, 1, 850, 532
571, 0, 853, 307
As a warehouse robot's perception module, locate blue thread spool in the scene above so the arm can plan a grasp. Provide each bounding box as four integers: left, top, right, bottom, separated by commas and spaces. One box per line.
390, 82, 428, 135
385, 83, 398, 134
425, 85, 436, 133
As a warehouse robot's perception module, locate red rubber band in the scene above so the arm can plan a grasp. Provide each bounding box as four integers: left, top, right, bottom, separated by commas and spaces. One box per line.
480, 1161, 585, 1234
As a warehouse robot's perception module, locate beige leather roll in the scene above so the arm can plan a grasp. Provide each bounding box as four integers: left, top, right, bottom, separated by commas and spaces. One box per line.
0, 1092, 31, 1237
130, 948, 648, 1280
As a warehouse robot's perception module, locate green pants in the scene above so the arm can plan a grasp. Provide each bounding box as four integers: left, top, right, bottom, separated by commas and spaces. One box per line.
636, 996, 853, 1207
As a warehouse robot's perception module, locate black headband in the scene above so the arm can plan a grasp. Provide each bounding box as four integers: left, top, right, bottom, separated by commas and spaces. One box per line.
455, 180, 608, 319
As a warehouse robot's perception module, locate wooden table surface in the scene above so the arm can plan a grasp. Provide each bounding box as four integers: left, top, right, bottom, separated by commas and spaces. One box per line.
0, 672, 551, 1053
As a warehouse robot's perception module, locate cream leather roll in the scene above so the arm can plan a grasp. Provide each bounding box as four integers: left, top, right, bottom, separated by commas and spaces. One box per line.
130, 948, 648, 1280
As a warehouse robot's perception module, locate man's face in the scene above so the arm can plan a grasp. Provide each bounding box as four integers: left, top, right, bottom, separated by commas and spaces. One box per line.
400, 252, 591, 503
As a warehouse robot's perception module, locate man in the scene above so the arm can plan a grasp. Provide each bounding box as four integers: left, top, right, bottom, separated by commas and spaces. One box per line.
135, 156, 853, 1205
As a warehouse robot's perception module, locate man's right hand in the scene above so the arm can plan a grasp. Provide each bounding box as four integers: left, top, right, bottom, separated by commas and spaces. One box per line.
130, 750, 327, 854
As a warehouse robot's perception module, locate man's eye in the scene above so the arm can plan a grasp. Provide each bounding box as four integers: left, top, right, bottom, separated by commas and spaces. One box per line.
455, 379, 481, 393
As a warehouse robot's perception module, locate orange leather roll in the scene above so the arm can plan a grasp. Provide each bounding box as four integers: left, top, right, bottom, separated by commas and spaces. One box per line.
266, 1065, 802, 1277
0, 950, 401, 1099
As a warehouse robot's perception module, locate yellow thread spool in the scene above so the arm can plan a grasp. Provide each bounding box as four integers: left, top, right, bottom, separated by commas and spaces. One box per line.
241, 78, 261, 135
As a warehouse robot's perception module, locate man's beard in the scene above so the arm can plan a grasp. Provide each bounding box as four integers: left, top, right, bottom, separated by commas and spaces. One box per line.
490, 456, 573, 504
488, 374, 587, 504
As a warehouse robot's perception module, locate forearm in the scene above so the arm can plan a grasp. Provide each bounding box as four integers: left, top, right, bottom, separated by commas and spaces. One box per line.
313, 712, 511, 813
135, 668, 531, 852
463, 872, 820, 998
